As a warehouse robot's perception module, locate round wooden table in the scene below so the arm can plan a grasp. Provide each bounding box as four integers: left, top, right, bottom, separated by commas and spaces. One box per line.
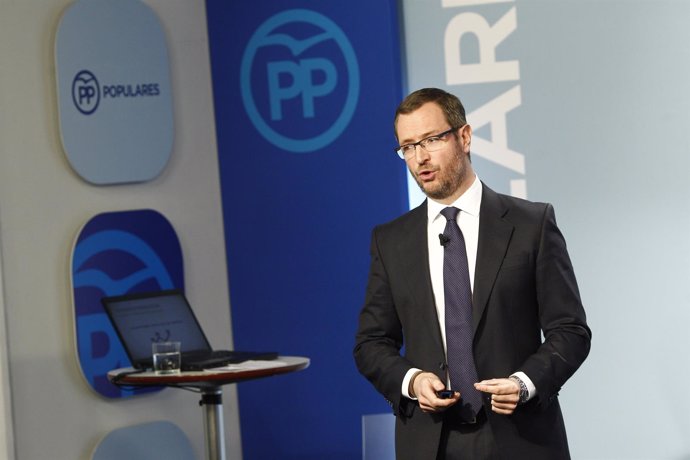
108, 356, 309, 460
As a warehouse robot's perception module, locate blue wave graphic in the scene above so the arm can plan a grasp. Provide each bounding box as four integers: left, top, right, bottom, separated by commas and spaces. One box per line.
73, 229, 174, 294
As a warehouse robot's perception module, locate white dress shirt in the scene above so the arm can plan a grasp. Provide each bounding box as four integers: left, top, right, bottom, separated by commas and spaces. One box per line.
402, 175, 536, 401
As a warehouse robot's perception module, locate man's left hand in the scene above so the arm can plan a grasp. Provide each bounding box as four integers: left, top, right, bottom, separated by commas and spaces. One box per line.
474, 378, 520, 415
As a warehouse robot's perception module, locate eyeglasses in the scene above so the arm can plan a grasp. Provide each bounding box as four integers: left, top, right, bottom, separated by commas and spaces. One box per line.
394, 127, 458, 160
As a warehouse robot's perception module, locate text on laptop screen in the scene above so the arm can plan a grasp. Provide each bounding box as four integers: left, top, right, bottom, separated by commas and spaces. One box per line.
106, 293, 211, 362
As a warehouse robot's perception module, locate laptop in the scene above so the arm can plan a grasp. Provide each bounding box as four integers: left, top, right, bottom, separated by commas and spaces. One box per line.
101, 289, 278, 371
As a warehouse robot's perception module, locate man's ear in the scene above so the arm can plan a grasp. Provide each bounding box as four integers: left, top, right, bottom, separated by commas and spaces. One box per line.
460, 124, 472, 152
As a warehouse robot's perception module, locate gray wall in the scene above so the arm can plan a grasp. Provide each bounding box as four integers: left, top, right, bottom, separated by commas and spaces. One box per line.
0, 1, 240, 458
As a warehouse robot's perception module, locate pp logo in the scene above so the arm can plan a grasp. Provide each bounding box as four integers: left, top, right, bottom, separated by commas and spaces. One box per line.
72, 209, 184, 398
72, 70, 100, 115
241, 9, 360, 153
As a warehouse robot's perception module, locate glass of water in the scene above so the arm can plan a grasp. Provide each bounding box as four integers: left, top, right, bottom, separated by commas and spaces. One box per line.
152, 341, 181, 374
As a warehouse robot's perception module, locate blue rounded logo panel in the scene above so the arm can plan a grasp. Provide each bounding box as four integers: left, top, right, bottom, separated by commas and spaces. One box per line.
240, 9, 360, 153
71, 209, 184, 398
55, 0, 173, 184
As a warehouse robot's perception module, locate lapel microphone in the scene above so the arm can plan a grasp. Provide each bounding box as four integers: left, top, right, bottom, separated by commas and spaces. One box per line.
438, 234, 450, 247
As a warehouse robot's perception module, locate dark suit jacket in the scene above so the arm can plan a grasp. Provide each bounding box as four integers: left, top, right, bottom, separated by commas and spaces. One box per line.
354, 183, 591, 460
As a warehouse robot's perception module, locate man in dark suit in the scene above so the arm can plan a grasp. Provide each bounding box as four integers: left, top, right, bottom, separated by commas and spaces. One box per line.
354, 88, 591, 459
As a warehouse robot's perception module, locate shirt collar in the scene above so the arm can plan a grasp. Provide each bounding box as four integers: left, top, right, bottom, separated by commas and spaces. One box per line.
427, 174, 482, 223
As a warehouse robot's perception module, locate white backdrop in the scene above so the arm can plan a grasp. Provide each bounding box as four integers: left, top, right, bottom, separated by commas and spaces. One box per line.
402, 1, 690, 458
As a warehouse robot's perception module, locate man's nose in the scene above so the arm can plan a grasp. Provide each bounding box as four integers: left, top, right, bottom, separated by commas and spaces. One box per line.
412, 144, 431, 163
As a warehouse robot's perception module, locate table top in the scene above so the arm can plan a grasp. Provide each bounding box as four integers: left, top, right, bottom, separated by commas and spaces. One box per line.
108, 356, 310, 388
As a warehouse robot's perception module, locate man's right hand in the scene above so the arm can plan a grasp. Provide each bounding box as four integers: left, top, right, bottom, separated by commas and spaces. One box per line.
411, 371, 460, 413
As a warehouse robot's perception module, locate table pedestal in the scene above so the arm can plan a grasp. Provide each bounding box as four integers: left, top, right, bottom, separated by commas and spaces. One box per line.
108, 356, 309, 460
200, 389, 225, 460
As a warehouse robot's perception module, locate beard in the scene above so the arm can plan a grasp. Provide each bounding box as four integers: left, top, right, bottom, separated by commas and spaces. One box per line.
411, 147, 468, 201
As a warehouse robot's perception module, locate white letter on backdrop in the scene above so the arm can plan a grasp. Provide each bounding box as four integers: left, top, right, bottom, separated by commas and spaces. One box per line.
468, 85, 524, 174
443, 0, 513, 5
444, 7, 519, 84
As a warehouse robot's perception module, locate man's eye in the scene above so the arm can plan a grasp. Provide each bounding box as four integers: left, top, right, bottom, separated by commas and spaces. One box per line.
401, 144, 415, 153
424, 136, 441, 146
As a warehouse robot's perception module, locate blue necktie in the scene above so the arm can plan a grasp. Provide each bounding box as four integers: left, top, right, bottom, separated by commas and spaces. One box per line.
440, 206, 482, 417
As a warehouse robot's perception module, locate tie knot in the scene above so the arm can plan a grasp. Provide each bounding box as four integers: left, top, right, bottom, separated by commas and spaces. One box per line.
440, 206, 460, 222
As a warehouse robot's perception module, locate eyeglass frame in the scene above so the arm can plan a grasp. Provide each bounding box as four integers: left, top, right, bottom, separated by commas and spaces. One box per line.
394, 126, 461, 160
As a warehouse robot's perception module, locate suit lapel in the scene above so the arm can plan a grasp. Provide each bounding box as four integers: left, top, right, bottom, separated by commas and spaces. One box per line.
395, 201, 445, 353
473, 184, 514, 332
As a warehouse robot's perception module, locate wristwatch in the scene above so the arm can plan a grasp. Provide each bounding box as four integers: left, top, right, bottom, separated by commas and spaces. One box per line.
509, 375, 529, 404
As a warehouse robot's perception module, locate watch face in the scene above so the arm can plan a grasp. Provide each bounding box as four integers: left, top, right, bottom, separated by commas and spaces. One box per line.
519, 388, 528, 403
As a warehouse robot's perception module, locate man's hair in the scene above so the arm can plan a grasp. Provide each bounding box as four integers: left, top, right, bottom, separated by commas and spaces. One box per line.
394, 88, 467, 140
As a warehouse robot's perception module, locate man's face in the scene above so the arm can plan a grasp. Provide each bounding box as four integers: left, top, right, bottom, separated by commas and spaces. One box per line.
395, 102, 473, 204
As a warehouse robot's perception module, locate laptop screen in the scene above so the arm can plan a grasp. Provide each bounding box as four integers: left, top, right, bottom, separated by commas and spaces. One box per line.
102, 290, 212, 364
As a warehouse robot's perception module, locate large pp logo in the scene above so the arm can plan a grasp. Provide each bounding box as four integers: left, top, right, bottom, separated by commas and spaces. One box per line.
71, 209, 184, 398
72, 70, 100, 115
241, 9, 360, 153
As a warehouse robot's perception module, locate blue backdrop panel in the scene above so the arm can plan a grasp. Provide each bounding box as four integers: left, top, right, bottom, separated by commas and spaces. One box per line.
206, 1, 406, 457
